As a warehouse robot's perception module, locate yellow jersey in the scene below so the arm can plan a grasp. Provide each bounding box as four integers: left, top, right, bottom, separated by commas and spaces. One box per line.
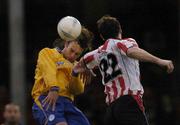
31, 48, 84, 105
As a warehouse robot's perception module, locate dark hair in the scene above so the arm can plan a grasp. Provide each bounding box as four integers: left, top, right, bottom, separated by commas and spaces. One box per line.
76, 27, 93, 49
4, 103, 20, 111
53, 27, 93, 50
53, 37, 64, 49
97, 15, 122, 40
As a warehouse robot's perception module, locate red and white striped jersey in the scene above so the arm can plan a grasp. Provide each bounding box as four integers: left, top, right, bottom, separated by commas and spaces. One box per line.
83, 38, 144, 104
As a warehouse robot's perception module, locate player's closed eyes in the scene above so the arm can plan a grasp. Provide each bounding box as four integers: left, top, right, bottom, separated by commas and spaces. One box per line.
70, 48, 75, 53
71, 48, 79, 56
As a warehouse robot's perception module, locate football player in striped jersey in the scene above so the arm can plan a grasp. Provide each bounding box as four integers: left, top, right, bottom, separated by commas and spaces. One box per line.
74, 15, 174, 125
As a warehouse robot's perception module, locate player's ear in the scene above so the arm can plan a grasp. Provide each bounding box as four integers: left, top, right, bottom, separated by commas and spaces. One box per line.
100, 34, 105, 41
64, 41, 70, 48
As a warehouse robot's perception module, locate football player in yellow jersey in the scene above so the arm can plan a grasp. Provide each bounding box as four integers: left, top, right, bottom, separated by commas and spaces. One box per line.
32, 27, 93, 125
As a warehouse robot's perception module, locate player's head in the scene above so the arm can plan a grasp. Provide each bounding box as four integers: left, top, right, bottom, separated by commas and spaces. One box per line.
3, 103, 21, 124
97, 15, 122, 40
62, 27, 93, 63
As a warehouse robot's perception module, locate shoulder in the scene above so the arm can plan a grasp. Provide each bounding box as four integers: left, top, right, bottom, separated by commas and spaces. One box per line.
39, 48, 61, 56
39, 47, 53, 54
121, 38, 138, 47
106, 38, 137, 45
122, 38, 137, 43
38, 47, 63, 60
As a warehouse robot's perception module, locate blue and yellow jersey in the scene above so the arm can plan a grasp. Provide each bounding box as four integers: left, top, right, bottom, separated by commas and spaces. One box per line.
31, 48, 84, 105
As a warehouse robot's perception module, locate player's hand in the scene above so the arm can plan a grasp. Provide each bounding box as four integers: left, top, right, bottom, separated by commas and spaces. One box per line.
73, 58, 87, 73
79, 70, 92, 85
42, 90, 58, 111
157, 59, 174, 73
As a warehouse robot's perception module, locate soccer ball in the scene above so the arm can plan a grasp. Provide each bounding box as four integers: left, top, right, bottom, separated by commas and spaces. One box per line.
57, 16, 82, 41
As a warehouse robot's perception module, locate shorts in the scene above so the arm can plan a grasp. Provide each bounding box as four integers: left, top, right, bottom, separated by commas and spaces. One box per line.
104, 95, 149, 125
32, 95, 90, 125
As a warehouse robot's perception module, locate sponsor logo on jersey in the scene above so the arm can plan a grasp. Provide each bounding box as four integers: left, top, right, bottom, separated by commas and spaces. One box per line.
56, 61, 64, 65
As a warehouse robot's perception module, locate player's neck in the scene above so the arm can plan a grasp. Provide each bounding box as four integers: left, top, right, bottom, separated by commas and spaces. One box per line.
61, 49, 73, 63
117, 34, 122, 39
61, 49, 66, 59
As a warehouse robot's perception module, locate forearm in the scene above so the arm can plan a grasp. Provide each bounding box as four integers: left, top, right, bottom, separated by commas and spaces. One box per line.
69, 76, 84, 95
73, 76, 84, 90
127, 47, 162, 65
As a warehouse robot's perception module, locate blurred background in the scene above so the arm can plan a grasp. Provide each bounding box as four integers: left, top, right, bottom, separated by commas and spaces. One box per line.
0, 0, 179, 125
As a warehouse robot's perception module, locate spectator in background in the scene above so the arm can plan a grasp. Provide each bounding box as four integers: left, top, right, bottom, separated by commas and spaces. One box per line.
1, 103, 21, 125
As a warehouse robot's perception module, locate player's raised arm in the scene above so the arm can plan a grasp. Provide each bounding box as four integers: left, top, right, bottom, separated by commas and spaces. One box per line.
127, 47, 174, 73
76, 49, 99, 71
73, 58, 93, 85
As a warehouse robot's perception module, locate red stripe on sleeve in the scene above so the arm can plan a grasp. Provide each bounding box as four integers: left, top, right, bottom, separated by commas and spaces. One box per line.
117, 42, 128, 53
84, 55, 94, 64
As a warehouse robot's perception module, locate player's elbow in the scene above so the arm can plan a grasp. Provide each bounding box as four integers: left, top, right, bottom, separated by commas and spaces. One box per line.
69, 83, 84, 95
127, 47, 136, 57
126, 47, 140, 58
70, 87, 84, 95
76, 87, 84, 95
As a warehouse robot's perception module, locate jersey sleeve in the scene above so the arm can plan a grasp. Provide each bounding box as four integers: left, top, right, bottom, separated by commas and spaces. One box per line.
38, 48, 60, 89
83, 49, 99, 70
116, 38, 138, 56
